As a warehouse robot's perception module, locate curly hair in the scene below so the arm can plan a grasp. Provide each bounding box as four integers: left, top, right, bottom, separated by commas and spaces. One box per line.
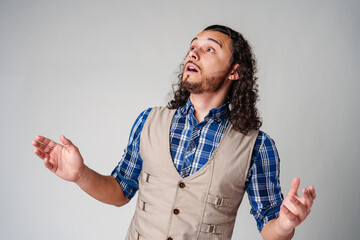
167, 25, 262, 134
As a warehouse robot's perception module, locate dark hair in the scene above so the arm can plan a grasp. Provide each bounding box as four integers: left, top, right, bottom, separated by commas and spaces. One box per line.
167, 24, 262, 134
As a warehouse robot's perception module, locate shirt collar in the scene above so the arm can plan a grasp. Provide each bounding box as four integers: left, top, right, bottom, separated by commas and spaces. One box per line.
179, 97, 230, 123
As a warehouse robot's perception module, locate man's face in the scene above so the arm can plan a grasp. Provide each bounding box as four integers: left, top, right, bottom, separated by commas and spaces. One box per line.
181, 30, 234, 94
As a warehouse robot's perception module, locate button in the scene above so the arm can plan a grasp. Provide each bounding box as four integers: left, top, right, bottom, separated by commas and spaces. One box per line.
189, 147, 193, 151
167, 238, 173, 240
173, 208, 180, 215
178, 182, 185, 188
195, 126, 199, 131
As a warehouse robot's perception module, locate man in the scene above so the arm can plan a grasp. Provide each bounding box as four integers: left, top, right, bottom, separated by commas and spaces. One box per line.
32, 25, 316, 239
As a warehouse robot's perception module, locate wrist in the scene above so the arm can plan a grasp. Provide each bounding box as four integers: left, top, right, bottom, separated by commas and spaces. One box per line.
74, 164, 89, 186
274, 218, 295, 239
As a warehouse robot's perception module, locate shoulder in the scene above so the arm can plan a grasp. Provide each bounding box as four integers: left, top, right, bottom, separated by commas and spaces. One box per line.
254, 131, 277, 149
127, 108, 153, 142
253, 131, 278, 158
134, 106, 177, 123
136, 108, 153, 121
131, 107, 177, 132
144, 106, 177, 122
150, 106, 177, 114
130, 108, 153, 130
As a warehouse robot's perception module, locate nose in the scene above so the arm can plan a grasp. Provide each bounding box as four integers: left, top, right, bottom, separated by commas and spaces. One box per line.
189, 49, 199, 60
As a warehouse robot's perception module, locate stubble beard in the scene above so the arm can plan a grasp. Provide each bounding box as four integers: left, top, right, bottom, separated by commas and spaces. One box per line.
181, 71, 228, 94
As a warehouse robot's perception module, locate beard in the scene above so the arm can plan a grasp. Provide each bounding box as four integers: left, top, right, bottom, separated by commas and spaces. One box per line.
181, 71, 228, 94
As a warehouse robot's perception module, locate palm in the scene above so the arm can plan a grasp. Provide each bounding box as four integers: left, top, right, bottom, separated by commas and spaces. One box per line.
278, 195, 303, 229
277, 177, 316, 233
33, 135, 84, 182
51, 144, 83, 181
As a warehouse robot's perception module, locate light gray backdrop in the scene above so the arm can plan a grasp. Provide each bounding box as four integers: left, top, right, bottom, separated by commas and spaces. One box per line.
1, 0, 359, 239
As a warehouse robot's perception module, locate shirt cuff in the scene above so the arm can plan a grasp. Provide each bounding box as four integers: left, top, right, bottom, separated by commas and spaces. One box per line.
253, 203, 281, 232
111, 170, 138, 200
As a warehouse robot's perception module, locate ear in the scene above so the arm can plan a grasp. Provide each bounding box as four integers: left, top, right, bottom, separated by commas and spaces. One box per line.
228, 63, 240, 81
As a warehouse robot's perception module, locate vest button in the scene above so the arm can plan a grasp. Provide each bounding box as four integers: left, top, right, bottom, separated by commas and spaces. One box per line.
167, 238, 173, 240
173, 208, 180, 215
178, 182, 185, 188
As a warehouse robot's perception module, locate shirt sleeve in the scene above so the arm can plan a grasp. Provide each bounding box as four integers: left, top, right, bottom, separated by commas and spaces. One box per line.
245, 131, 284, 232
111, 108, 152, 200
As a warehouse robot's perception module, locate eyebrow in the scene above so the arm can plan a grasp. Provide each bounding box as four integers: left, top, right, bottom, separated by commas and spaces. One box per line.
190, 37, 223, 48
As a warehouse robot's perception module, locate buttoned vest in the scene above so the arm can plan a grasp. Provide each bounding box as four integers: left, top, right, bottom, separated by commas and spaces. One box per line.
126, 107, 259, 240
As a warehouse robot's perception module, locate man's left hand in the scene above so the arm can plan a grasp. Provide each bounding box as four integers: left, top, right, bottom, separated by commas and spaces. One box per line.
276, 177, 316, 236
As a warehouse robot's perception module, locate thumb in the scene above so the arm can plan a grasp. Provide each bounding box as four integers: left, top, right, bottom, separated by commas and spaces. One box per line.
60, 135, 74, 147
288, 177, 300, 197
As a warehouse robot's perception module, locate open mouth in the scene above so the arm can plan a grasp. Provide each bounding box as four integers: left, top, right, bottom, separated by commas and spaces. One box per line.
186, 63, 199, 73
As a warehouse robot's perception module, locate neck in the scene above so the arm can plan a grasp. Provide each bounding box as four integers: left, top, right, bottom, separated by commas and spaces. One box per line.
189, 92, 227, 123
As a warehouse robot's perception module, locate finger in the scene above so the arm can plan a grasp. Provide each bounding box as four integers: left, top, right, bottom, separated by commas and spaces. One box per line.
309, 185, 316, 199
44, 157, 55, 172
34, 148, 48, 160
60, 135, 79, 153
35, 135, 58, 149
32, 140, 53, 154
289, 195, 308, 220
60, 135, 73, 147
302, 188, 314, 209
281, 204, 300, 225
288, 177, 300, 197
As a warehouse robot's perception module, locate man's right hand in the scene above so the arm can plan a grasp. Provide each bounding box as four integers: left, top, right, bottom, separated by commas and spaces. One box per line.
32, 135, 85, 183
32, 135, 129, 207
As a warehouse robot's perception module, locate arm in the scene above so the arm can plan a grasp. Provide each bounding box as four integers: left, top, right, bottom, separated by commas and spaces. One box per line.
32, 135, 129, 207
246, 132, 284, 232
75, 165, 129, 207
260, 177, 316, 240
247, 132, 316, 239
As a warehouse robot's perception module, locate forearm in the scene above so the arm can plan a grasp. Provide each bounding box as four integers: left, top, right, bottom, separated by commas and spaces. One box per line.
261, 218, 295, 240
75, 165, 129, 207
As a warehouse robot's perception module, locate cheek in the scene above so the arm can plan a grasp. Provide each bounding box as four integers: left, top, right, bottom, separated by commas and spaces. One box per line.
207, 56, 226, 68
207, 63, 229, 75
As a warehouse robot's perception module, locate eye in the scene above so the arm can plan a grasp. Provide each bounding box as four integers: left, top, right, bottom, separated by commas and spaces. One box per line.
190, 46, 196, 51
207, 48, 215, 53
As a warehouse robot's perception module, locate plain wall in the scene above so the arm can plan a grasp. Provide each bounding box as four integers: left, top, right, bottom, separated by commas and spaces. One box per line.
1, 0, 359, 239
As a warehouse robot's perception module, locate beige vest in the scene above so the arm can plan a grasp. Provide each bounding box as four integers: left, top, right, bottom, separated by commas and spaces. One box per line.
126, 107, 259, 240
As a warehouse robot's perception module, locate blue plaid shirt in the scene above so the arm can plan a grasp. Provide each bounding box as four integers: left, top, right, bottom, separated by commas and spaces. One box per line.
112, 98, 283, 231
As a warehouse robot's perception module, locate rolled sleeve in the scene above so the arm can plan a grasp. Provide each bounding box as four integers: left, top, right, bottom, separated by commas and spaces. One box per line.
246, 131, 284, 232
111, 108, 152, 200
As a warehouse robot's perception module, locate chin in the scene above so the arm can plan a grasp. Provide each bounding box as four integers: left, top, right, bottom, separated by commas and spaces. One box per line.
181, 78, 204, 94
182, 74, 201, 84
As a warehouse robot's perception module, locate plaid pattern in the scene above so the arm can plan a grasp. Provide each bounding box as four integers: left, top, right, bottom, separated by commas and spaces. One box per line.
111, 98, 283, 231
246, 131, 284, 231
170, 99, 230, 177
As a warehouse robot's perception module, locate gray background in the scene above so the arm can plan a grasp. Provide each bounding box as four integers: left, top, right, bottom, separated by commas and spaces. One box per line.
1, 0, 359, 239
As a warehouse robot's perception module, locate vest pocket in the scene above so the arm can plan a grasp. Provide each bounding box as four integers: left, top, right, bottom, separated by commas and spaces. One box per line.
140, 172, 161, 193
207, 194, 231, 208
137, 199, 153, 212
141, 172, 158, 184
198, 223, 223, 239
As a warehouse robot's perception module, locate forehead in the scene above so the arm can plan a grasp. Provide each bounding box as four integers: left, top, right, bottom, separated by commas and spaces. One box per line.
192, 30, 232, 50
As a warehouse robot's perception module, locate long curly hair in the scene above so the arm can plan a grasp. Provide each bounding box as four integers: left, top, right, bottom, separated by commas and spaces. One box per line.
167, 25, 262, 134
